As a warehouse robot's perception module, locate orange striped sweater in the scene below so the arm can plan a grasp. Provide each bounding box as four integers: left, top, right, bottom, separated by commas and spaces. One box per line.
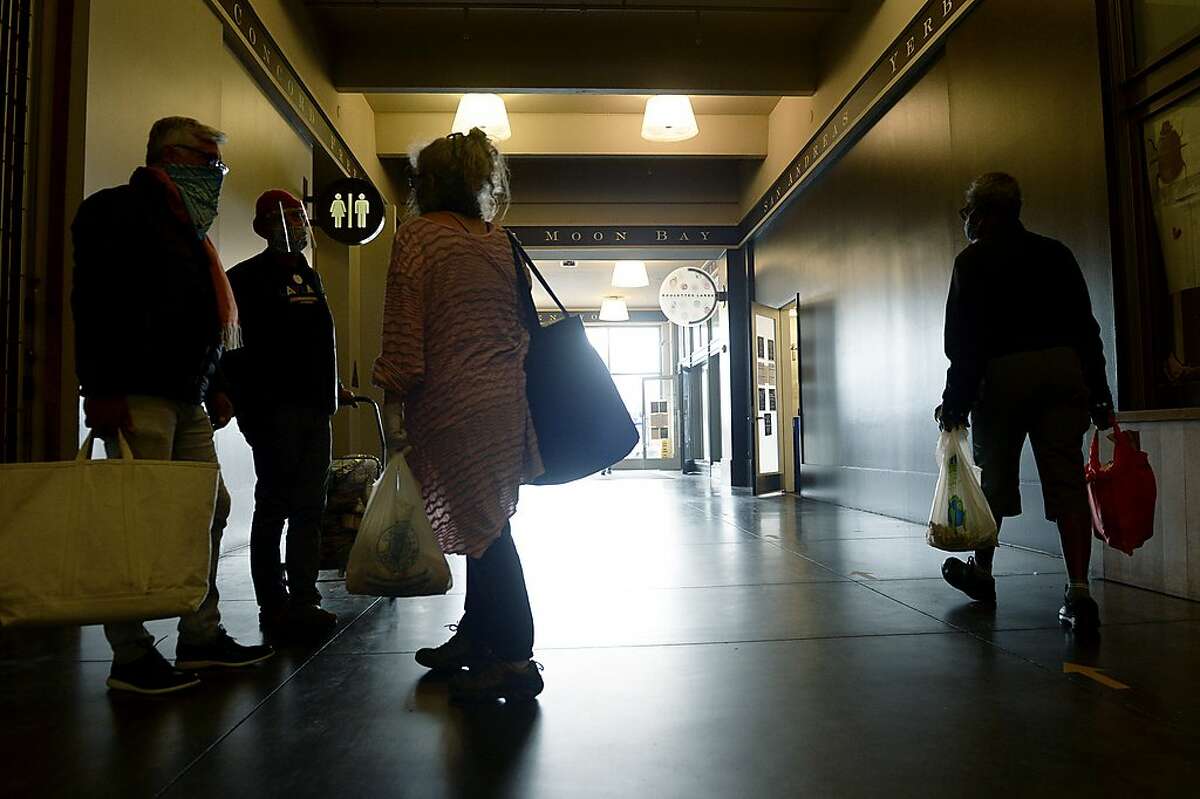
373, 217, 543, 557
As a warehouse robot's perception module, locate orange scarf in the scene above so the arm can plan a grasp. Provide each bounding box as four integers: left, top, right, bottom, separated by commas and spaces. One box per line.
139, 167, 242, 350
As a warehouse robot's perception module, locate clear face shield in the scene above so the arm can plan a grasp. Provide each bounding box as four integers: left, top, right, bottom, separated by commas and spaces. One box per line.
267, 202, 316, 255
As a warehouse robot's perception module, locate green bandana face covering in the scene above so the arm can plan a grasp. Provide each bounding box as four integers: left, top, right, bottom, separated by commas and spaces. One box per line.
164, 164, 224, 238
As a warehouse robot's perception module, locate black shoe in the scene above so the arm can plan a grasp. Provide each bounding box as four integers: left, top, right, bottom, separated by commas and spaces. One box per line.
450, 659, 544, 703
415, 622, 490, 672
107, 650, 200, 695
176, 630, 275, 670
1059, 593, 1101, 632
941, 556, 997, 603
259, 605, 289, 633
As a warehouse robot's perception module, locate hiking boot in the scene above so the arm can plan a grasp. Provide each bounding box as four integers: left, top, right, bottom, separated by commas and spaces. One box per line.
176, 630, 274, 670
450, 660, 544, 704
107, 650, 200, 696
941, 556, 997, 603
1059, 593, 1101, 632
415, 622, 490, 672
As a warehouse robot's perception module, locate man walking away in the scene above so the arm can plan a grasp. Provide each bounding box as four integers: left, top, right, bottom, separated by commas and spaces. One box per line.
937, 172, 1114, 632
224, 190, 346, 643
71, 116, 274, 695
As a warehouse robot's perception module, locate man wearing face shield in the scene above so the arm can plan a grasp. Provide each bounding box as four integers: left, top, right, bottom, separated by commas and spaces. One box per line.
936, 172, 1114, 632
70, 116, 274, 695
224, 190, 347, 642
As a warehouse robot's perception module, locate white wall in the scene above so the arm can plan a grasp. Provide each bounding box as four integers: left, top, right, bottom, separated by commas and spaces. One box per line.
83, 0, 313, 552
1099, 416, 1200, 601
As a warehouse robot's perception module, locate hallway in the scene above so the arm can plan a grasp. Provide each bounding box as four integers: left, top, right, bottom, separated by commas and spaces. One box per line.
3, 474, 1199, 797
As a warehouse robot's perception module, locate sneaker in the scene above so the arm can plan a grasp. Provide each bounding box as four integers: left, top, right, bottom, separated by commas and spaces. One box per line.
176, 630, 275, 670
450, 659, 544, 703
415, 622, 490, 672
107, 650, 200, 695
941, 556, 997, 603
1059, 593, 1101, 632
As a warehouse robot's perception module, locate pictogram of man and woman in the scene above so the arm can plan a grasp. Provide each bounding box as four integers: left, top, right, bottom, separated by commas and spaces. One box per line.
329, 192, 371, 229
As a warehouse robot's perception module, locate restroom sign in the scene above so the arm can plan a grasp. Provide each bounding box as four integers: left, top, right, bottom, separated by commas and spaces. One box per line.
316, 177, 385, 245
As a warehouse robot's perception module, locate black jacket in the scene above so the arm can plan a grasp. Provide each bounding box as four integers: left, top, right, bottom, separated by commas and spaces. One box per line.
222, 249, 338, 418
71, 169, 224, 405
942, 224, 1112, 413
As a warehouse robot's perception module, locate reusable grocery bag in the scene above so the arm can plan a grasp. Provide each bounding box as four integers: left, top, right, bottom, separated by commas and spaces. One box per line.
508, 231, 639, 484
927, 429, 998, 552
0, 433, 216, 627
1086, 422, 1156, 556
346, 449, 452, 597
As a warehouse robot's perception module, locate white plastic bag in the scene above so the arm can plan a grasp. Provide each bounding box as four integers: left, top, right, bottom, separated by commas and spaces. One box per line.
927, 429, 998, 552
345, 449, 452, 597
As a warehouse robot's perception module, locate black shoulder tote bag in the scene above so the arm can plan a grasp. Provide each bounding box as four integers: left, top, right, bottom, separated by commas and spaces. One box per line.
507, 231, 639, 485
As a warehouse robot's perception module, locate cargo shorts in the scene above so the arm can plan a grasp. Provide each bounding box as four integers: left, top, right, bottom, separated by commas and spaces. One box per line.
970, 347, 1091, 522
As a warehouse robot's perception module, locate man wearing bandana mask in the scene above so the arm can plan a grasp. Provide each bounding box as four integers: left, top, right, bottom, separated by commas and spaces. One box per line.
223, 190, 349, 642
936, 172, 1114, 632
71, 116, 274, 695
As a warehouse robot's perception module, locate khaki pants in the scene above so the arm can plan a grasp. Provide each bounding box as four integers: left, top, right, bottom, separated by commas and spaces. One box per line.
102, 395, 230, 664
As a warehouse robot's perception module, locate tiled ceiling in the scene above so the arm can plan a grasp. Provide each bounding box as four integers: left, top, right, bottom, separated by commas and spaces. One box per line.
530, 259, 707, 310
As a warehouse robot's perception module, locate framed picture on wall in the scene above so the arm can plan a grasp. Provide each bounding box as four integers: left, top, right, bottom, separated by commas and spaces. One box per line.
759, 388, 767, 411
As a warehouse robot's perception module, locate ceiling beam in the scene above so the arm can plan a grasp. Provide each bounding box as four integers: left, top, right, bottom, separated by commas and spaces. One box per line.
306, 1, 849, 11
375, 112, 768, 157
312, 6, 829, 93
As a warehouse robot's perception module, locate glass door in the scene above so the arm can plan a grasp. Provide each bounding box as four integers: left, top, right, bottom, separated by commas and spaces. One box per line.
585, 323, 679, 470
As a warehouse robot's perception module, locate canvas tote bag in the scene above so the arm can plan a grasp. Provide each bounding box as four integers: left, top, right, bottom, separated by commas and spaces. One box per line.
0, 433, 217, 627
507, 231, 639, 484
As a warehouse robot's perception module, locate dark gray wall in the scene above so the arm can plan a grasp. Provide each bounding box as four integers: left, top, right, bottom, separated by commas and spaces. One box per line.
752, 0, 1116, 552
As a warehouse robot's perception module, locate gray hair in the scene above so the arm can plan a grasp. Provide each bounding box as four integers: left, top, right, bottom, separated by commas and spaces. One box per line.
965, 172, 1022, 218
146, 116, 227, 165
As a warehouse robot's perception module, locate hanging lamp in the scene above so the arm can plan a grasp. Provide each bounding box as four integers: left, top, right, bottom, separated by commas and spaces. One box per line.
641, 95, 699, 142
451, 94, 512, 141
612, 260, 649, 288
599, 297, 630, 322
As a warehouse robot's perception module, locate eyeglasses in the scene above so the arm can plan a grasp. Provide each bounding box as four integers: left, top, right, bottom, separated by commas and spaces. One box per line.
170, 144, 230, 175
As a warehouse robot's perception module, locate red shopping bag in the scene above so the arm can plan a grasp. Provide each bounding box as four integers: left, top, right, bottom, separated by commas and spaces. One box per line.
1086, 421, 1157, 556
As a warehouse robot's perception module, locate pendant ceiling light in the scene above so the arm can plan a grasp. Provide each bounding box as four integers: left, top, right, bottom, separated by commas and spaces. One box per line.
599, 296, 630, 322
612, 260, 649, 288
641, 95, 699, 142
451, 94, 512, 141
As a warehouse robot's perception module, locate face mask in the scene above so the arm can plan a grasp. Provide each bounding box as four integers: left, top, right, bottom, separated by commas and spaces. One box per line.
164, 164, 224, 238
268, 225, 310, 254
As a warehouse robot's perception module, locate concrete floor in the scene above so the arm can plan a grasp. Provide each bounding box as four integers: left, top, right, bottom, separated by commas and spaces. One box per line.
3, 472, 1199, 797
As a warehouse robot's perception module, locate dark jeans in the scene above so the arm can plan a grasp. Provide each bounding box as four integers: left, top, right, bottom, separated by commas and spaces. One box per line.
241, 405, 332, 609
464, 524, 535, 661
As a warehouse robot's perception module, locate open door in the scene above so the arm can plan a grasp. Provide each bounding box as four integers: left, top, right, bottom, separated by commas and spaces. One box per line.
779, 297, 801, 494
752, 304, 783, 494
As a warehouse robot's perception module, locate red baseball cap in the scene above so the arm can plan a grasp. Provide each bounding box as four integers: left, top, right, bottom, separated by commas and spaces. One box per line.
253, 190, 304, 238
